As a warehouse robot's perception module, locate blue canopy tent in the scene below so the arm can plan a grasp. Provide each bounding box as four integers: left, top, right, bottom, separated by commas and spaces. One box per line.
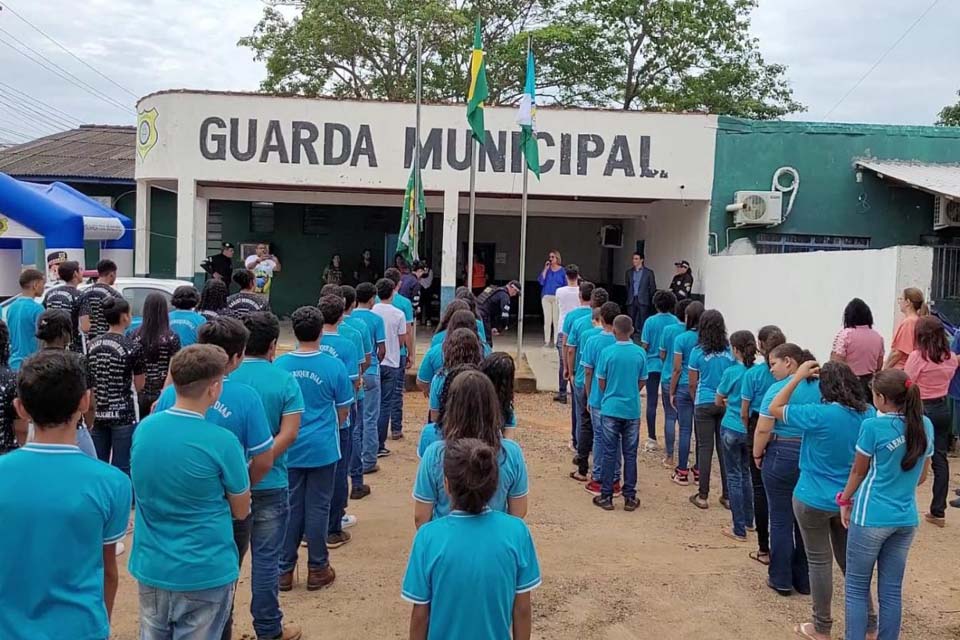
0, 172, 133, 290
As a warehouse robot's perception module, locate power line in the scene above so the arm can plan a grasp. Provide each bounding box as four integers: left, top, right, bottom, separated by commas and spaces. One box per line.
0, 1, 139, 99
0, 89, 78, 131
0, 27, 132, 114
0, 124, 29, 140
821, 0, 942, 120
0, 107, 55, 137
0, 80, 82, 125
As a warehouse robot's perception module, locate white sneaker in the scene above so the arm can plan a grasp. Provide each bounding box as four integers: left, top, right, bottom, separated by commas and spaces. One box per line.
342, 514, 358, 529
115, 541, 126, 556
643, 438, 659, 452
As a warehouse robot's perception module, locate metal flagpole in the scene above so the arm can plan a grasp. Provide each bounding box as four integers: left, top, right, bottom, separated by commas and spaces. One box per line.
516, 35, 531, 361
466, 137, 477, 291
414, 32, 422, 261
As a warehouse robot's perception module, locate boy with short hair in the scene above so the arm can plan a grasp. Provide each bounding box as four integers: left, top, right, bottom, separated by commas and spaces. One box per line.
373, 278, 408, 457
129, 344, 251, 638
554, 264, 582, 404
640, 290, 678, 453
44, 260, 84, 353
568, 306, 601, 482
79, 259, 120, 340
383, 267, 415, 440
580, 300, 621, 496
0, 350, 130, 637
340, 284, 375, 500
169, 285, 207, 346
228, 268, 270, 319
561, 280, 595, 450
353, 282, 387, 473
3, 268, 45, 370
275, 307, 353, 592
593, 315, 648, 511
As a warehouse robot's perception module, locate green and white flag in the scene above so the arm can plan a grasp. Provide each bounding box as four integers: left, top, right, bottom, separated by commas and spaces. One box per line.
397, 163, 425, 261
516, 46, 540, 179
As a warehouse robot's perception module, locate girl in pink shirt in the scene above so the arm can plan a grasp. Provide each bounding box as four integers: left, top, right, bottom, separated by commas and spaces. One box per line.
885, 288, 927, 370
904, 316, 958, 528
831, 298, 884, 402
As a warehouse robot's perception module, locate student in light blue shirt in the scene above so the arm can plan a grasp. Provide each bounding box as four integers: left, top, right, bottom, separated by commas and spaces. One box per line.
418, 364, 479, 457
417, 308, 489, 396
580, 301, 621, 493
481, 352, 519, 437
403, 438, 541, 640
668, 301, 703, 484
657, 299, 690, 467
275, 306, 353, 591
3, 268, 45, 371
753, 343, 822, 596
687, 309, 736, 509
560, 282, 597, 450
427, 326, 483, 421
0, 350, 131, 639
384, 267, 415, 440
354, 282, 387, 473
837, 369, 934, 640
129, 344, 251, 638
639, 290, 677, 451
341, 284, 376, 502
414, 370, 528, 526
168, 285, 207, 346
570, 308, 601, 480
767, 360, 877, 640
594, 315, 647, 510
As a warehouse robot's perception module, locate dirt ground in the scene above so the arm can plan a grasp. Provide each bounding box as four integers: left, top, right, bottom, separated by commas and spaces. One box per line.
111, 391, 960, 639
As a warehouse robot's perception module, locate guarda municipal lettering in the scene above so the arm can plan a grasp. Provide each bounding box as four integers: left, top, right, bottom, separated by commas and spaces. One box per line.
197, 118, 667, 178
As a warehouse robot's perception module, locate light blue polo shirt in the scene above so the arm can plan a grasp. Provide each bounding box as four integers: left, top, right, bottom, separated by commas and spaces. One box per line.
740, 362, 776, 414
392, 294, 415, 357
671, 329, 698, 388
414, 439, 528, 520
418, 339, 491, 386
783, 402, 877, 512
718, 362, 748, 433
339, 319, 368, 369
417, 422, 441, 458
640, 312, 677, 375
155, 378, 275, 460
430, 319, 487, 347
580, 330, 616, 409
658, 321, 685, 387
573, 326, 601, 389
561, 305, 591, 338
402, 509, 541, 640
852, 414, 934, 528
758, 378, 822, 439
596, 340, 648, 420
353, 308, 386, 376
129, 408, 250, 591
688, 346, 736, 406
0, 443, 130, 637
428, 371, 446, 411
168, 309, 207, 347
275, 350, 354, 468
565, 312, 595, 356
230, 357, 306, 491
3, 297, 43, 371
344, 314, 373, 362
321, 331, 362, 410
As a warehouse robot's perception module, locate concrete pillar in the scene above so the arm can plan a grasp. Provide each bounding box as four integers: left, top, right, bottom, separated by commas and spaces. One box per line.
134, 180, 151, 276
440, 189, 460, 310
175, 178, 196, 279
193, 194, 209, 284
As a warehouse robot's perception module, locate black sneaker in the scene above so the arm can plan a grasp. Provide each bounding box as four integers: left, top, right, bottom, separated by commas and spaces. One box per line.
624, 497, 640, 512
719, 496, 731, 510
950, 497, 960, 509
350, 485, 371, 500
592, 495, 614, 511
377, 447, 391, 458
363, 464, 380, 474
553, 394, 567, 404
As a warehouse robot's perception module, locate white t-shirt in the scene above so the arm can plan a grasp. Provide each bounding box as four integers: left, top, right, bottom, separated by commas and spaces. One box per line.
372, 301, 408, 368
556, 285, 581, 335
245, 255, 277, 294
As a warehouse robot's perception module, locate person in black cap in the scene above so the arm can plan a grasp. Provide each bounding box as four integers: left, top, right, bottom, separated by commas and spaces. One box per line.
204, 243, 235, 282
670, 260, 694, 302
475, 280, 521, 347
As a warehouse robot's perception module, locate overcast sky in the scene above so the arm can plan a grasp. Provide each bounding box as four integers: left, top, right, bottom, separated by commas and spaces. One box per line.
0, 0, 957, 143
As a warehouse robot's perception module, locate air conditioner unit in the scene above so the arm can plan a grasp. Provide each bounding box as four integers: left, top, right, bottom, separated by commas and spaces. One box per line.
933, 196, 960, 230
732, 191, 783, 227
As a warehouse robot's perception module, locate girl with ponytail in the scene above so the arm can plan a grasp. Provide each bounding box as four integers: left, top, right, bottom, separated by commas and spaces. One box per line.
838, 369, 933, 640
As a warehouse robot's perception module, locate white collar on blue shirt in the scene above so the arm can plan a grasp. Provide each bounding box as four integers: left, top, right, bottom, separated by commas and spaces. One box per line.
165, 407, 204, 419
449, 507, 492, 517
23, 442, 81, 454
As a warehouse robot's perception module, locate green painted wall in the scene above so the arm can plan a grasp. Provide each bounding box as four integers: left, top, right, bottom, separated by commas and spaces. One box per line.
214, 201, 401, 317
710, 117, 960, 252
148, 189, 177, 278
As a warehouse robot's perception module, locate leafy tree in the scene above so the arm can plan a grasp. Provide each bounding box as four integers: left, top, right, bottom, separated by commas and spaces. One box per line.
937, 91, 960, 126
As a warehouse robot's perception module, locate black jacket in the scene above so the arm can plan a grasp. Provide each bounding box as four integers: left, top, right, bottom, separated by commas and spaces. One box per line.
625, 267, 656, 308
476, 286, 512, 330
670, 272, 694, 301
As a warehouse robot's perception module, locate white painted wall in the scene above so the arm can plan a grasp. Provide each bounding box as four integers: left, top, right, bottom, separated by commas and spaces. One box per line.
641, 200, 710, 294
703, 246, 933, 361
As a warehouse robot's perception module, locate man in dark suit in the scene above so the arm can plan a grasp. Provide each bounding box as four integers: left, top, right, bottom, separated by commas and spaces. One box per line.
625, 252, 656, 338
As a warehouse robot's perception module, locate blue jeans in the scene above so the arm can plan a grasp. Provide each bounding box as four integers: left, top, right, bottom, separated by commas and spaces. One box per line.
282, 464, 336, 572
377, 365, 401, 447
138, 582, 234, 639
361, 373, 381, 468
675, 386, 694, 471
601, 417, 639, 499
329, 424, 351, 535
590, 406, 621, 482
645, 372, 661, 441
721, 427, 755, 537
349, 401, 364, 487
250, 488, 289, 639
390, 354, 407, 435
91, 423, 135, 477
845, 524, 916, 640
762, 438, 809, 592
76, 426, 97, 458
661, 384, 677, 457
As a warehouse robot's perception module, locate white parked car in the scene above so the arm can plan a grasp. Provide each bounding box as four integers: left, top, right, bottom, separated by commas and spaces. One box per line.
2, 277, 185, 322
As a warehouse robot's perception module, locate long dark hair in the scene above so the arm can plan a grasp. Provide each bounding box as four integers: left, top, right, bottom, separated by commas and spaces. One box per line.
729, 330, 757, 367
697, 309, 728, 354
0, 319, 9, 368
914, 316, 950, 364
684, 301, 704, 331
437, 364, 478, 435
769, 343, 816, 366
819, 361, 867, 412
442, 369, 503, 449
843, 298, 874, 329
442, 327, 482, 370
35, 309, 73, 348
443, 438, 499, 514
199, 279, 228, 312
436, 299, 470, 332
480, 352, 515, 429
758, 325, 786, 364
872, 369, 926, 471
138, 293, 171, 354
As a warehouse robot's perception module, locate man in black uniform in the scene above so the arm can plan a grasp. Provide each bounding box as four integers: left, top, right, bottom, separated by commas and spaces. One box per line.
43, 260, 84, 353
203, 242, 235, 282
669, 260, 694, 302
476, 280, 521, 347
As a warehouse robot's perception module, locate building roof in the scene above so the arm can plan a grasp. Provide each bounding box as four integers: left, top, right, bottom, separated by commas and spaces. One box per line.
0, 125, 135, 183
855, 160, 960, 200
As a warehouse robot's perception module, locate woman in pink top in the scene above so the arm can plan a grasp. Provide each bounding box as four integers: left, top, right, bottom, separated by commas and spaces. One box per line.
831, 298, 884, 402
884, 287, 927, 370
904, 316, 958, 528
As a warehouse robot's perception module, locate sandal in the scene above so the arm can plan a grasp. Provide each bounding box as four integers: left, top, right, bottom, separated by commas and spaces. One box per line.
569, 471, 588, 482
749, 550, 770, 565
795, 622, 820, 639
